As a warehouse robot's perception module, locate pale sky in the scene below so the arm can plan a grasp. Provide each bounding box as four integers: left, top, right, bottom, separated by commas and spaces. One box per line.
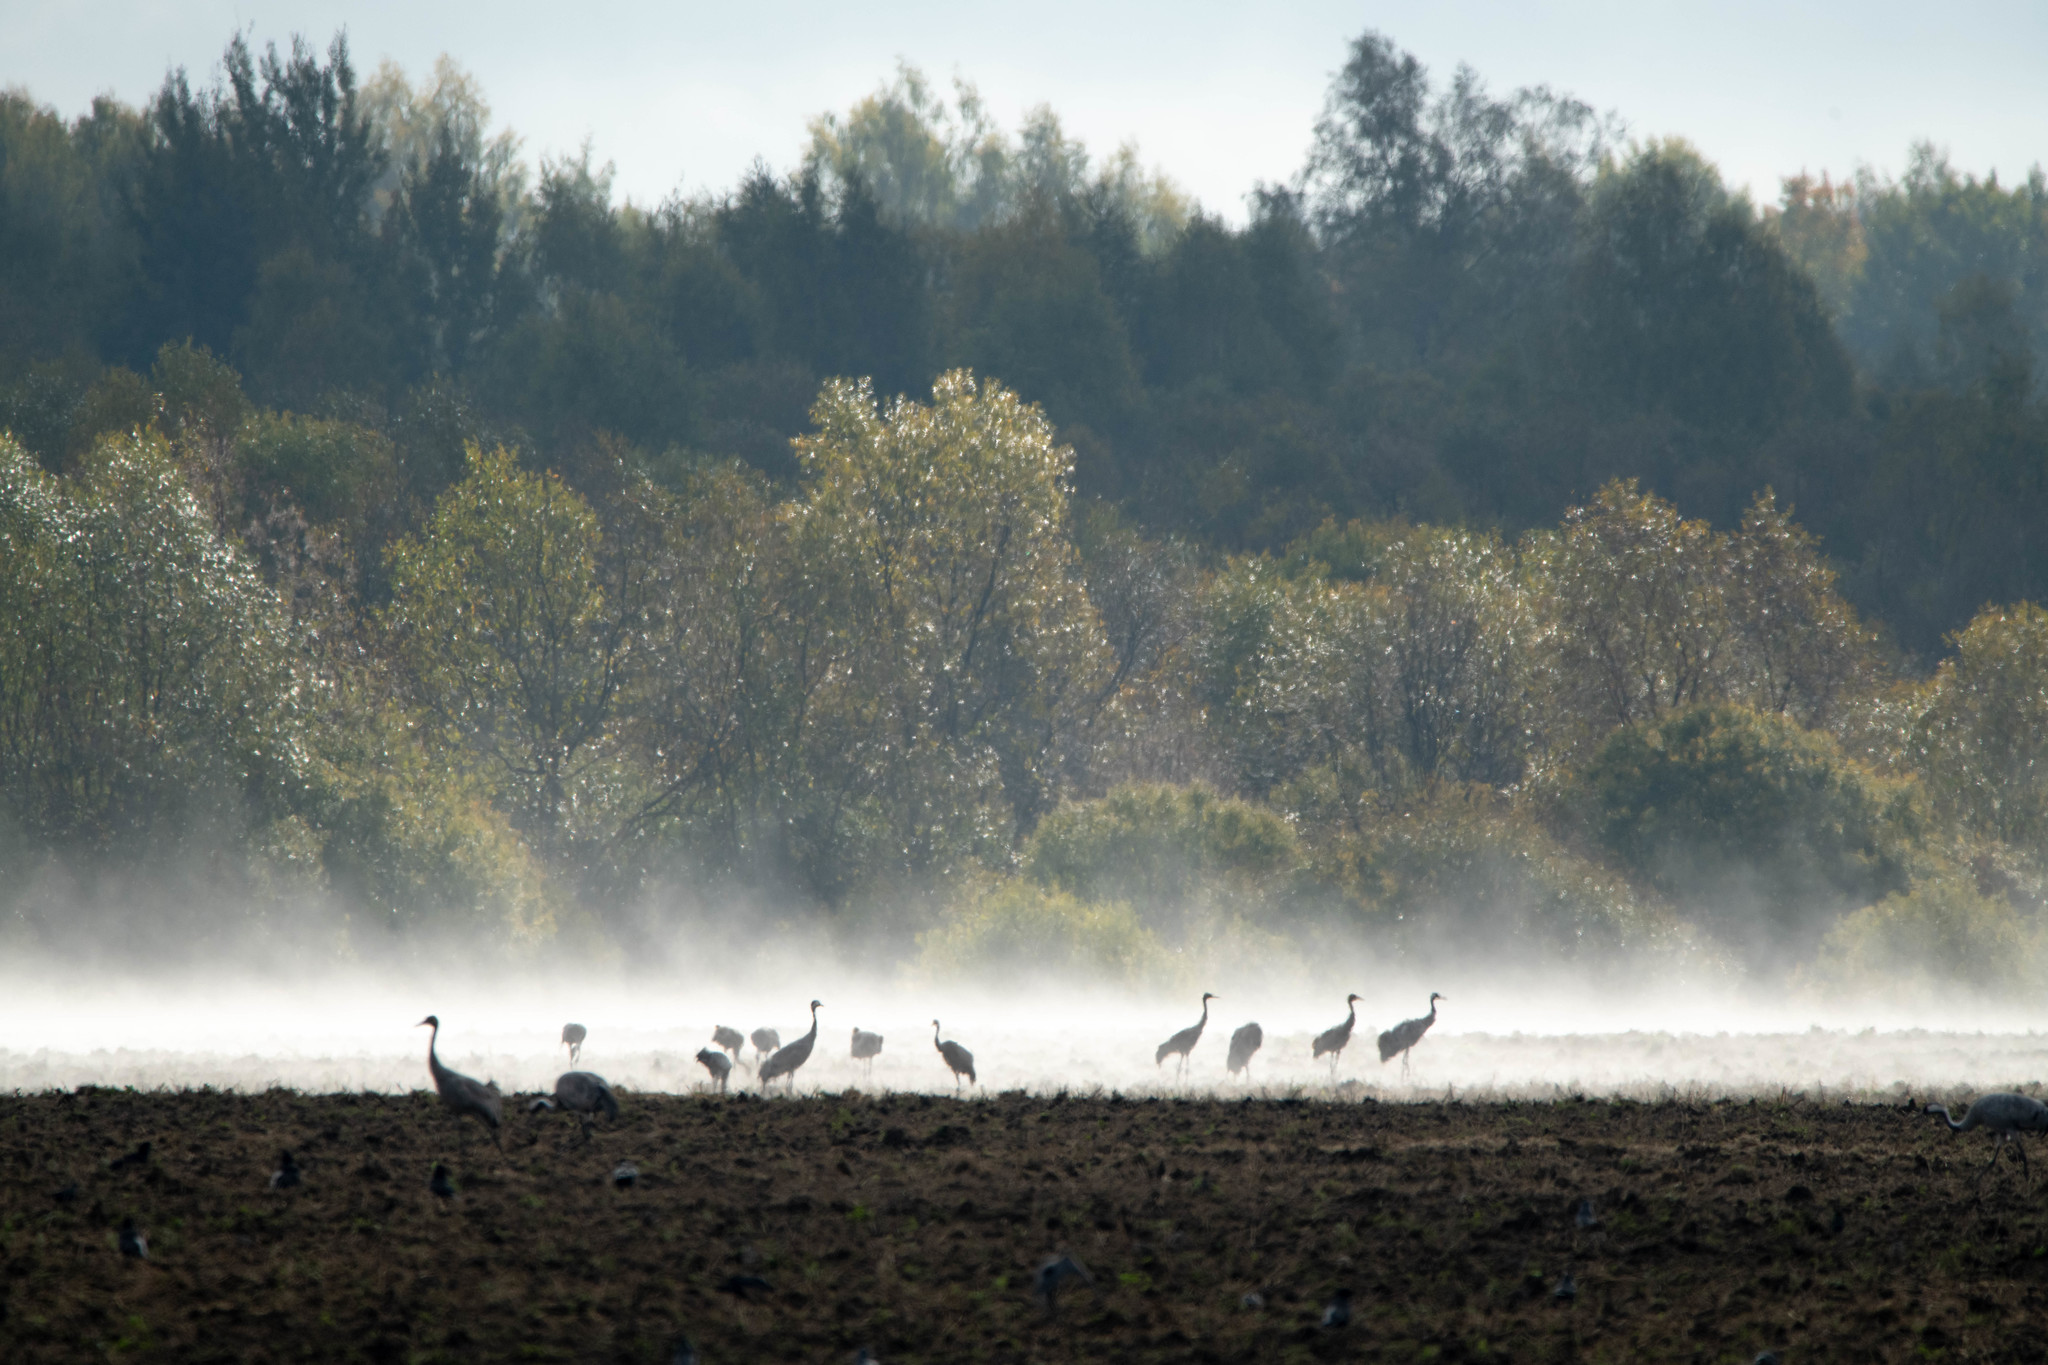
6, 1, 2046, 219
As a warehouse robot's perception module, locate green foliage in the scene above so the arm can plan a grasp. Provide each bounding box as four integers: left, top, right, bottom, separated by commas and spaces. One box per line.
1815, 873, 2030, 992
236, 411, 399, 529
1024, 783, 1298, 910
1911, 603, 2048, 851
1585, 703, 1917, 962
916, 881, 1164, 983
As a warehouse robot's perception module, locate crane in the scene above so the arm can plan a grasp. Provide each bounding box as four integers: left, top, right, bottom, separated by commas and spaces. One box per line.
759, 1001, 820, 1092
696, 1047, 733, 1092
1226, 1022, 1264, 1078
851, 1027, 884, 1082
1377, 993, 1443, 1075
529, 1070, 619, 1141
750, 1027, 781, 1068
418, 1015, 503, 1146
1925, 1092, 2048, 1190
712, 1025, 746, 1067
1313, 994, 1362, 1074
561, 1023, 587, 1065
1156, 993, 1214, 1080
933, 1020, 976, 1088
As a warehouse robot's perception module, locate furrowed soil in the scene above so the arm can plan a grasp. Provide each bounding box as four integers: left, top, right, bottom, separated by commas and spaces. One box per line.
2, 1087, 2044, 1363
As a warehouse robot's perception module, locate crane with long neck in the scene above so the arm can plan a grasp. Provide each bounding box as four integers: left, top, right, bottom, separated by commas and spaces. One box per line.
418, 1015, 503, 1146
1156, 993, 1214, 1080
933, 1020, 976, 1087
1926, 1092, 2048, 1191
759, 1000, 820, 1093
1313, 994, 1362, 1073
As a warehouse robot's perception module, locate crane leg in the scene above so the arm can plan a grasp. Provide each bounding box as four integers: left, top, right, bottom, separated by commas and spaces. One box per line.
1974, 1138, 2005, 1192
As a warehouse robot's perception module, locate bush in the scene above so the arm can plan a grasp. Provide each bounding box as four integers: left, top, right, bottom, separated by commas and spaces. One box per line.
1815, 875, 2030, 992
916, 881, 1164, 983
1024, 782, 1299, 913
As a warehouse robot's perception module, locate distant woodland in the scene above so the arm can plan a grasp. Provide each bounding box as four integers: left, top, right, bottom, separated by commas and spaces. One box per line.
6, 29, 2048, 990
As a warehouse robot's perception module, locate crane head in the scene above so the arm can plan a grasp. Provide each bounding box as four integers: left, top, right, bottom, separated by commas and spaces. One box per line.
417, 1015, 439, 1029
1202, 992, 1216, 1003
1429, 992, 1445, 1005
1347, 993, 1360, 1005
810, 999, 822, 1012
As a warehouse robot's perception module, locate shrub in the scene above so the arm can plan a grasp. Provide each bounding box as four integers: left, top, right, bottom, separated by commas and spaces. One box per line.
1815, 874, 2029, 992
916, 881, 1164, 983
1024, 782, 1299, 913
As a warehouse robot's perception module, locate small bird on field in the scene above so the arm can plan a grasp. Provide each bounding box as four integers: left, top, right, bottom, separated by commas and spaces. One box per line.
109, 1141, 151, 1172
419, 1015, 504, 1146
52, 1182, 78, 1205
853, 1348, 881, 1365
119, 1216, 147, 1260
1321, 1288, 1351, 1328
1925, 1091, 2048, 1190
1378, 992, 1444, 1074
851, 1027, 884, 1080
270, 1150, 301, 1190
750, 1028, 781, 1067
428, 1162, 456, 1201
1156, 993, 1214, 1080
561, 1022, 587, 1065
669, 1338, 699, 1365
1314, 995, 1362, 1073
1240, 1291, 1265, 1310
712, 1025, 745, 1065
718, 1273, 774, 1302
760, 1002, 821, 1093
696, 1048, 732, 1092
1552, 1270, 1578, 1301
1573, 1197, 1598, 1229
1036, 1253, 1092, 1315
933, 1020, 977, 1088
529, 1071, 619, 1141
1754, 1354, 1781, 1365
612, 1161, 639, 1189
1227, 1022, 1263, 1078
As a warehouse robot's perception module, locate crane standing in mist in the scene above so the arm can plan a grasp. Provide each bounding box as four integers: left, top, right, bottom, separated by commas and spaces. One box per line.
750, 1028, 781, 1069
418, 1015, 503, 1147
1156, 993, 1214, 1081
1378, 993, 1444, 1075
560, 1023, 586, 1066
933, 1020, 976, 1088
1227, 1022, 1263, 1079
1925, 1092, 2048, 1192
529, 1071, 618, 1142
758, 1001, 820, 1093
712, 1025, 745, 1068
851, 1027, 884, 1082
1313, 994, 1362, 1076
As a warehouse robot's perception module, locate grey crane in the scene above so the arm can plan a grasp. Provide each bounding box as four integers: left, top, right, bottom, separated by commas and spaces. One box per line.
1925, 1091, 2048, 1190
1377, 992, 1443, 1075
1035, 1252, 1092, 1316
561, 1022, 587, 1065
749, 1027, 781, 1068
428, 1161, 456, 1201
1321, 1288, 1352, 1328
1226, 1022, 1264, 1078
529, 1070, 619, 1141
712, 1025, 745, 1066
851, 1027, 884, 1081
269, 1150, 301, 1190
759, 1001, 821, 1092
696, 1047, 733, 1092
1156, 993, 1214, 1080
1313, 994, 1362, 1073
119, 1216, 147, 1261
933, 1020, 976, 1088
419, 1015, 504, 1146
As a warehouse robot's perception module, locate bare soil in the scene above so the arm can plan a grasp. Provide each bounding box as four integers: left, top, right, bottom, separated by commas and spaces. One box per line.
2, 1087, 2044, 1362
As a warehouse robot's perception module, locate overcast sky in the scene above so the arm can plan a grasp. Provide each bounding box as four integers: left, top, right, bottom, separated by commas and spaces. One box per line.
7, 1, 2045, 218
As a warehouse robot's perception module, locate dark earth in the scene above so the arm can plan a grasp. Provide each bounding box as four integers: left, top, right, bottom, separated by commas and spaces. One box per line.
2, 1086, 2043, 1362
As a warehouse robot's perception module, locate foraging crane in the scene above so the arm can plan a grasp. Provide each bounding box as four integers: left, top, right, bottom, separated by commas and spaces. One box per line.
269, 1150, 301, 1190
1226, 1022, 1264, 1078
696, 1047, 732, 1092
712, 1025, 745, 1066
1035, 1253, 1092, 1316
759, 1001, 820, 1092
1377, 993, 1443, 1075
851, 1027, 884, 1081
1156, 993, 1214, 1080
419, 1015, 504, 1146
1925, 1092, 2048, 1190
561, 1023, 587, 1065
750, 1027, 781, 1068
1313, 995, 1362, 1073
529, 1071, 619, 1140
933, 1020, 976, 1088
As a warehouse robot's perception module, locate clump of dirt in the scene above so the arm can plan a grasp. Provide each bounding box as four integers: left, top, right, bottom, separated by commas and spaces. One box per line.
0, 1087, 2037, 1361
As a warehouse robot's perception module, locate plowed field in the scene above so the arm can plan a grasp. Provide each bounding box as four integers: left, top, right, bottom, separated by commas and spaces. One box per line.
2, 1087, 2042, 1362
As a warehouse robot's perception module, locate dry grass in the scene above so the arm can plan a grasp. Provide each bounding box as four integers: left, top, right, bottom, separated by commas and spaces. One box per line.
1, 1087, 2044, 1362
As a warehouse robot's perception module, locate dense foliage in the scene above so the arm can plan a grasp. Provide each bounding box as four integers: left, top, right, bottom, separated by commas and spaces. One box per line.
6, 27, 2048, 988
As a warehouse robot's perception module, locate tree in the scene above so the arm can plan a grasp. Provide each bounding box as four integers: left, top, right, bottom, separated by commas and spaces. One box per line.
1912, 602, 2048, 852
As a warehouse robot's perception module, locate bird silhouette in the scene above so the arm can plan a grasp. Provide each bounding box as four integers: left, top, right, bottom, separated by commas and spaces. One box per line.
1156, 993, 1214, 1080
1227, 1022, 1264, 1078
1926, 1092, 2048, 1191
529, 1071, 618, 1141
119, 1216, 147, 1261
669, 1337, 699, 1365
852, 1347, 881, 1365
712, 1025, 745, 1067
1321, 1288, 1352, 1328
696, 1048, 733, 1092
932, 1020, 976, 1088
428, 1162, 456, 1201
561, 1023, 587, 1065
759, 1001, 820, 1093
52, 1182, 78, 1205
419, 1015, 504, 1146
1377, 993, 1443, 1075
1035, 1253, 1092, 1315
109, 1141, 151, 1172
1552, 1270, 1577, 1301
612, 1161, 639, 1189
1313, 994, 1362, 1073
749, 1027, 781, 1068
851, 1027, 884, 1081
1573, 1196, 1598, 1229
269, 1150, 301, 1190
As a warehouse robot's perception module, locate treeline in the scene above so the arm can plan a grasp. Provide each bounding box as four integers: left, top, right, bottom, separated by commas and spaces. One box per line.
6, 33, 2048, 658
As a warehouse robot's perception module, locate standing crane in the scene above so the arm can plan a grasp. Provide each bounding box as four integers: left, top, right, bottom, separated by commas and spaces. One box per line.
561, 1023, 587, 1066
418, 1015, 503, 1147
1313, 994, 1362, 1074
1226, 1022, 1263, 1078
696, 1047, 733, 1092
758, 1001, 820, 1093
1156, 993, 1215, 1080
851, 1027, 884, 1082
933, 1020, 976, 1088
1377, 993, 1443, 1075
750, 1027, 782, 1069
712, 1025, 745, 1067
1926, 1092, 2048, 1191
528, 1071, 619, 1141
